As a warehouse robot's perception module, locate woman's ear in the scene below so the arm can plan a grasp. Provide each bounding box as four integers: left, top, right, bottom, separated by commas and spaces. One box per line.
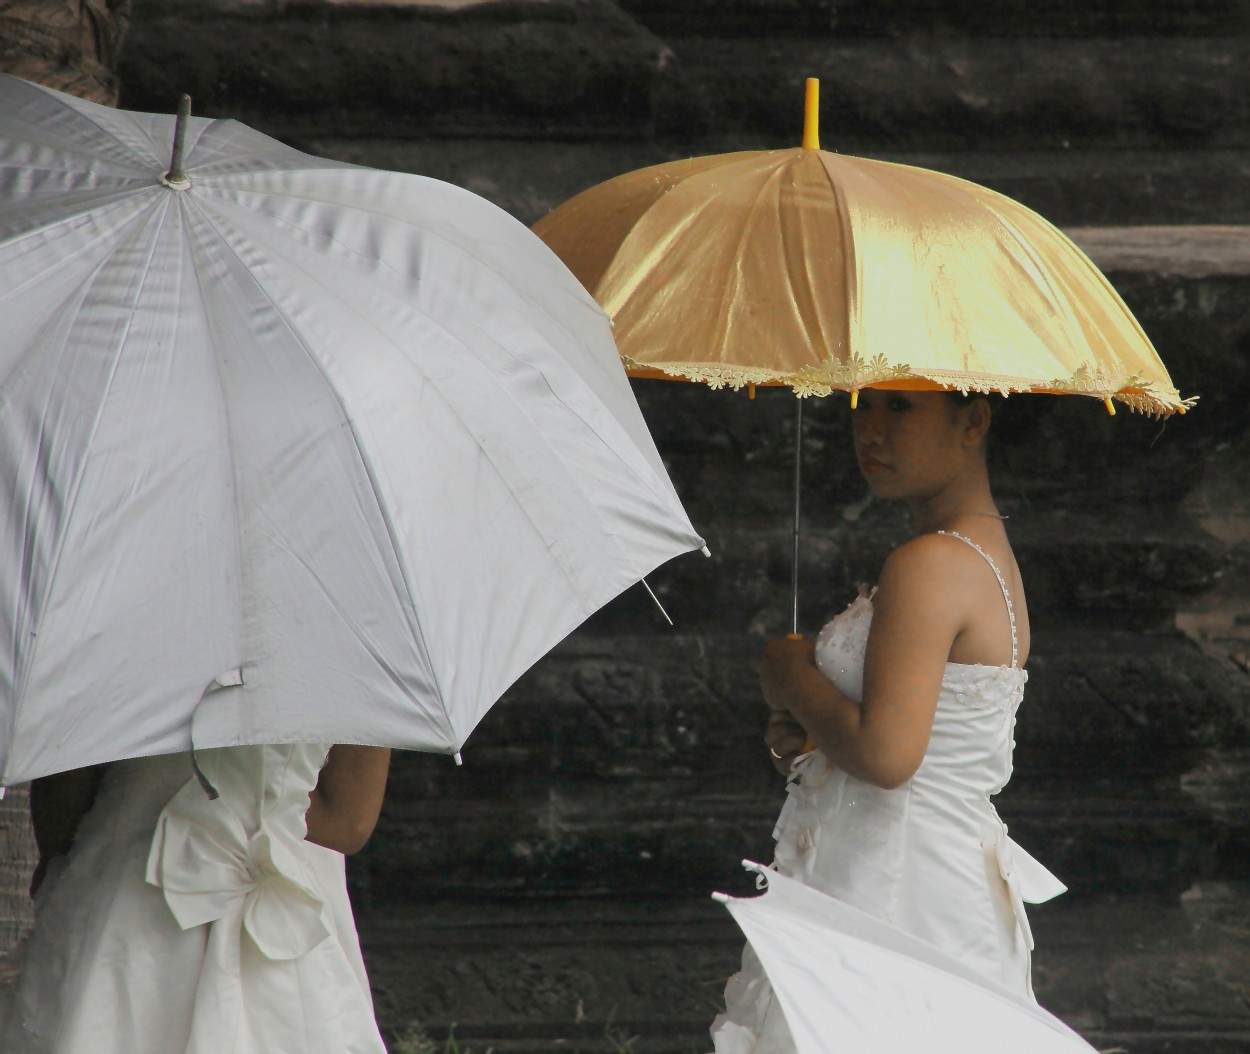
962, 397, 992, 448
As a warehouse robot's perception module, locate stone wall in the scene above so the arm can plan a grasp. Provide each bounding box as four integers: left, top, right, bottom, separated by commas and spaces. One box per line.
1, 1, 1247, 1050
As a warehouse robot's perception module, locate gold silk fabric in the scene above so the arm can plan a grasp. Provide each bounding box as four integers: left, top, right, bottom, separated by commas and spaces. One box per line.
534, 148, 1189, 415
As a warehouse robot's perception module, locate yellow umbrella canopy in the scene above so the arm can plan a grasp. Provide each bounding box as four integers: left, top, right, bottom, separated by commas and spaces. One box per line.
533, 82, 1189, 417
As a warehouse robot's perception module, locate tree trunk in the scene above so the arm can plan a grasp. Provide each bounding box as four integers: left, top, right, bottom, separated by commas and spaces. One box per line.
0, 789, 33, 979
0, 0, 132, 104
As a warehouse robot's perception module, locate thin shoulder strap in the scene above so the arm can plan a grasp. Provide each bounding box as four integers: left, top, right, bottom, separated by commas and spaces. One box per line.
936, 529, 1018, 669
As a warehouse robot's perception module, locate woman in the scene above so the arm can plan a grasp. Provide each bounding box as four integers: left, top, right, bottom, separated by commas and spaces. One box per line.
711, 389, 1066, 1053
2, 742, 391, 1054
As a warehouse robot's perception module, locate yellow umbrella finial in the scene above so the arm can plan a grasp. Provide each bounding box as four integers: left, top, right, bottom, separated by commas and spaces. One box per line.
803, 78, 820, 151
850, 387, 858, 409
1104, 397, 1116, 416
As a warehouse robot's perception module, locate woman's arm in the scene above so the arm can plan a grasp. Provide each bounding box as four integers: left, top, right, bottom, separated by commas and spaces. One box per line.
29, 765, 105, 895
759, 535, 968, 789
305, 745, 391, 855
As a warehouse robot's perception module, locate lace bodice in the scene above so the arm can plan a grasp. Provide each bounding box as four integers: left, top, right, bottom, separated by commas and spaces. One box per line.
815, 588, 1027, 705
816, 529, 1024, 699
811, 590, 1026, 799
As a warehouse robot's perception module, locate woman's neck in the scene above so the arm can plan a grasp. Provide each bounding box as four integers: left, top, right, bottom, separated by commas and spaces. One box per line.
908, 467, 998, 536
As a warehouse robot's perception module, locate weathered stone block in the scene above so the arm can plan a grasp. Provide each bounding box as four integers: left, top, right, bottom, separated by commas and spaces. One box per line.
618, 0, 1250, 39
120, 0, 669, 138
650, 36, 1250, 151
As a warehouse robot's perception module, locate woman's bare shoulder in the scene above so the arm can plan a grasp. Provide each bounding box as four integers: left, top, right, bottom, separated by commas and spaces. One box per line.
879, 533, 973, 588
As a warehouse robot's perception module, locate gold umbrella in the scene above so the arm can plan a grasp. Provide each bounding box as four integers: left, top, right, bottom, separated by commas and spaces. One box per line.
533, 80, 1189, 418
533, 79, 1191, 635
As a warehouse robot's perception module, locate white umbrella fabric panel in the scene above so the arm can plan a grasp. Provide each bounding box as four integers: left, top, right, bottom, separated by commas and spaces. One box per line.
0, 76, 704, 784
717, 865, 1098, 1054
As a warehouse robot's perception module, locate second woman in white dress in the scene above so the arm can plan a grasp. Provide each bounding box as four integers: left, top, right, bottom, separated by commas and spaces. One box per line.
2, 742, 391, 1054
711, 390, 1067, 1054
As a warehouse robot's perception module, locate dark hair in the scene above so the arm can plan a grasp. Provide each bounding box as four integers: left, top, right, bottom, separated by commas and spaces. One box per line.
943, 390, 989, 406
944, 390, 1053, 449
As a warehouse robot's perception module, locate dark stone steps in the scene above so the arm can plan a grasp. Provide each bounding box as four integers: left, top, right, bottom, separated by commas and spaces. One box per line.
616, 0, 1250, 39
11, 10, 1247, 1051
356, 890, 1250, 1053
292, 138, 1250, 228
122, 2, 1250, 153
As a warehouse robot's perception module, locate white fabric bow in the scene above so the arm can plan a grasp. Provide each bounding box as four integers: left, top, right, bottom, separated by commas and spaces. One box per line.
983, 817, 1067, 952
146, 779, 330, 961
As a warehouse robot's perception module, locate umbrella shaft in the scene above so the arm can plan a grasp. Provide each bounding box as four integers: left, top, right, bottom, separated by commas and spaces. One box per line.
791, 397, 803, 635
166, 94, 192, 185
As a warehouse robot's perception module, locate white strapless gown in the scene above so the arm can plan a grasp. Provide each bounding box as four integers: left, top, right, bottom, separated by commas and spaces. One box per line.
711, 590, 1066, 1054
0, 744, 386, 1054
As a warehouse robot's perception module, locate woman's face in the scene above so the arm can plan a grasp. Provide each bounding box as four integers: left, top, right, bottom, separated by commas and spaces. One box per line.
851, 389, 981, 501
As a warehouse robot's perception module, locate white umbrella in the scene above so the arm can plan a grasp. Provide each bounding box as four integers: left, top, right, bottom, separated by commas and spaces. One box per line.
0, 75, 705, 785
715, 863, 1098, 1054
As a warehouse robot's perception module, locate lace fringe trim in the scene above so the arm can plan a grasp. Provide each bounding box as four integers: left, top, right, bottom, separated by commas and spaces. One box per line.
621, 354, 1197, 417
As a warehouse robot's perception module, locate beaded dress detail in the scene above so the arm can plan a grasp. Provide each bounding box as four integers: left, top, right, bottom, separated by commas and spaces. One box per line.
710, 533, 1066, 1054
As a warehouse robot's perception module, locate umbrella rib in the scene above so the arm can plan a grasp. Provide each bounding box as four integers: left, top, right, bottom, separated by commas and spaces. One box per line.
0, 203, 155, 408
706, 162, 790, 364
1016, 210, 1160, 367
780, 154, 850, 370
810, 153, 860, 379
248, 504, 430, 711
204, 185, 682, 522
182, 198, 454, 745
0, 189, 152, 260
210, 178, 647, 418
9, 198, 174, 717
16, 80, 166, 173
